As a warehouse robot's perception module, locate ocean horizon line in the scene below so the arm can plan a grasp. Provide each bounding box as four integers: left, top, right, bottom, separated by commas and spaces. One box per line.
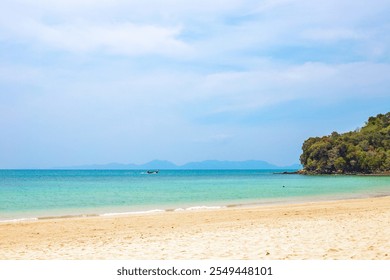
49, 159, 303, 170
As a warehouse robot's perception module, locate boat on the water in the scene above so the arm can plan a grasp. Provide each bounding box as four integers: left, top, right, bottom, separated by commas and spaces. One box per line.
147, 170, 159, 174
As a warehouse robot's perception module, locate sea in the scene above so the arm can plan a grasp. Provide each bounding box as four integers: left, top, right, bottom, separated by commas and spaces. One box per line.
1, 169, 389, 222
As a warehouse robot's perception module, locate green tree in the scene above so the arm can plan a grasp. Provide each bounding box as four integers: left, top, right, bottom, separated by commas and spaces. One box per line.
300, 112, 390, 174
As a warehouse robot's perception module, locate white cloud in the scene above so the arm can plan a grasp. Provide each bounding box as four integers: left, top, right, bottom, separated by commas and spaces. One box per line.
186, 61, 390, 117
302, 28, 363, 42
33, 21, 189, 56
13, 60, 388, 120
0, 1, 194, 56
0, 11, 189, 56
1, 0, 389, 60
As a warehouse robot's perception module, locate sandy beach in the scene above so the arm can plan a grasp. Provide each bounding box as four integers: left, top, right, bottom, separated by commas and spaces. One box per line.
1, 196, 390, 260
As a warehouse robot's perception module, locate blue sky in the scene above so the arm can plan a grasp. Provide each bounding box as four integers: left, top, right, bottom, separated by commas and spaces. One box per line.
1, 0, 390, 168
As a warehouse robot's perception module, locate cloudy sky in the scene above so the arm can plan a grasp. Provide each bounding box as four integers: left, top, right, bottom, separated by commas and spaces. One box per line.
1, 0, 390, 168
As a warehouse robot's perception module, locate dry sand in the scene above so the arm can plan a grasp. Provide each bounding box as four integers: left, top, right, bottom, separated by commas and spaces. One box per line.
1, 196, 390, 260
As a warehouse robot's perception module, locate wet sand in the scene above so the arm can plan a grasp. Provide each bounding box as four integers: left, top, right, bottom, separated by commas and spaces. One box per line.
1, 196, 389, 259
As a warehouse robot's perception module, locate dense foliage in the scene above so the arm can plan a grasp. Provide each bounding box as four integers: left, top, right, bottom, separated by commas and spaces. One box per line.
300, 112, 390, 174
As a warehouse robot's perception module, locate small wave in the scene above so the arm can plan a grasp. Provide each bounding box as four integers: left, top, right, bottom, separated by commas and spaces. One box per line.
101, 206, 225, 216
0, 217, 38, 223
178, 205, 226, 211
100, 209, 165, 217
38, 214, 99, 220
0, 205, 228, 222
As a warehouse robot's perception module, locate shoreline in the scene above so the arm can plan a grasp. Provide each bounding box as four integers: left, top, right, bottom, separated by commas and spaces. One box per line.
276, 170, 390, 176
2, 190, 390, 223
1, 196, 390, 259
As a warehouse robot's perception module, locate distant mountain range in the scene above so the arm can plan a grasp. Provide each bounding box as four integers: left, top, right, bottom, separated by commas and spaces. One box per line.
58, 160, 302, 170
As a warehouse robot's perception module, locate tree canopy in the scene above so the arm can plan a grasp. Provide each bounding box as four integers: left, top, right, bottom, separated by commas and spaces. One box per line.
300, 112, 390, 174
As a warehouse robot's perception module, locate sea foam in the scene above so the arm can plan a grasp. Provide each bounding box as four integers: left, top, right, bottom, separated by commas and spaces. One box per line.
100, 209, 165, 217
0, 217, 38, 223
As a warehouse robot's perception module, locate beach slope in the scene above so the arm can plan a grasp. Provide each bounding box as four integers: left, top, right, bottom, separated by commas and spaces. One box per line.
1, 196, 390, 259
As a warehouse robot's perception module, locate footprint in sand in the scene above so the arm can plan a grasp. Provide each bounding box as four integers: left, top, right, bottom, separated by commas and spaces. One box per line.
327, 248, 339, 252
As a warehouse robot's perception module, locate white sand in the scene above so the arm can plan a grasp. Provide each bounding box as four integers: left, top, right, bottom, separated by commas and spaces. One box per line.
1, 196, 389, 259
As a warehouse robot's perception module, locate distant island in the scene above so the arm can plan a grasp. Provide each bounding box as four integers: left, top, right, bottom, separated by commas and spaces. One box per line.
57, 160, 302, 170
300, 112, 390, 175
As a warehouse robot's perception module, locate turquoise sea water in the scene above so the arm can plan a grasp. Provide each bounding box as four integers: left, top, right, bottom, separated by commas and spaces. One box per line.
1, 169, 390, 221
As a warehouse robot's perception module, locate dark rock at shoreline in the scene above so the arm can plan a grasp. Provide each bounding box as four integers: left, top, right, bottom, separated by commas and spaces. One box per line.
297, 169, 390, 176
273, 171, 300, 174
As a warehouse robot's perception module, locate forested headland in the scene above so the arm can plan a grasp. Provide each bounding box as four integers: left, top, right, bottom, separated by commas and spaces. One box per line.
300, 112, 390, 174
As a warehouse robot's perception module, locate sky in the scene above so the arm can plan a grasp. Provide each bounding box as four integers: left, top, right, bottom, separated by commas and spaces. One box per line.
1, 0, 390, 168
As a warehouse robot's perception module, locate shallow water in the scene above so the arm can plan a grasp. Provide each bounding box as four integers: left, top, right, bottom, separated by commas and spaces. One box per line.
1, 169, 389, 221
